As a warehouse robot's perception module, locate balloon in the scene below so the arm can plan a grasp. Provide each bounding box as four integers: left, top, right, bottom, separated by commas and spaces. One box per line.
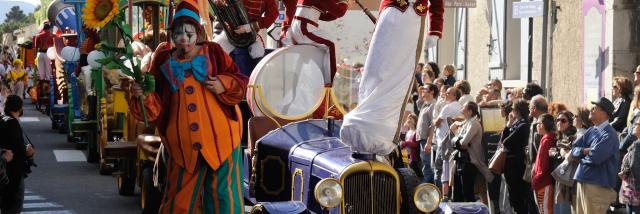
61, 46, 80, 62
87, 50, 106, 68
46, 47, 56, 60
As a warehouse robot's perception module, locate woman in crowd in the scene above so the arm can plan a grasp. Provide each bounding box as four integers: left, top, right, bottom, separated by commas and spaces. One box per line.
619, 121, 640, 214
450, 101, 493, 202
532, 114, 557, 214
621, 86, 640, 155
551, 111, 578, 214
548, 102, 568, 118
501, 99, 530, 213
426, 62, 440, 79
574, 107, 593, 139
8, 59, 27, 98
611, 77, 633, 132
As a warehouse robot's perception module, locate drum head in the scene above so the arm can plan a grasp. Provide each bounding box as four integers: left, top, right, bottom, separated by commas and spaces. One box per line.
248, 45, 327, 120
330, 66, 361, 114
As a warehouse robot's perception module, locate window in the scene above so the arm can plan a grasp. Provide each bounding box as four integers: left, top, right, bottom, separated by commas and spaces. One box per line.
454, 8, 468, 80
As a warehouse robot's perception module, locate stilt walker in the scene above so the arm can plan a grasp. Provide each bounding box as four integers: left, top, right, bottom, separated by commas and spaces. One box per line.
340, 0, 444, 155
129, 0, 248, 213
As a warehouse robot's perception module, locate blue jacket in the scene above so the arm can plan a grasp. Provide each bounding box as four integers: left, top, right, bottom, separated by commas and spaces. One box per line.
571, 123, 620, 189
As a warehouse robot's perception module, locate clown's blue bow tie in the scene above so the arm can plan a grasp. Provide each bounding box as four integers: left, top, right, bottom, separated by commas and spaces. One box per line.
169, 55, 207, 83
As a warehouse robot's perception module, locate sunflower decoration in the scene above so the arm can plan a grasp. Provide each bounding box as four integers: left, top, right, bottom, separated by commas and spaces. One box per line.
82, 0, 119, 29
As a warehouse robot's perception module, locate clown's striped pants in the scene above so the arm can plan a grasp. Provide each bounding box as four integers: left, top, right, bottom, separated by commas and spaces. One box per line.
160, 146, 244, 214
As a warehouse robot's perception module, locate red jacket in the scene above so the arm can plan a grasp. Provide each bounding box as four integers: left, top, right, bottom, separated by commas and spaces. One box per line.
243, 0, 279, 29
379, 0, 444, 37
297, 0, 348, 22
532, 133, 556, 191
34, 30, 54, 52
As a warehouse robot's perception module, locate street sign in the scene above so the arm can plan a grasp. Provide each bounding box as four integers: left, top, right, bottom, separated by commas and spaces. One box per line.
445, 0, 476, 8
513, 1, 544, 19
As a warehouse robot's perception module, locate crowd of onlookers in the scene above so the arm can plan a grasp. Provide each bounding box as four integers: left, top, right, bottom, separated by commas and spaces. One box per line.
399, 62, 640, 214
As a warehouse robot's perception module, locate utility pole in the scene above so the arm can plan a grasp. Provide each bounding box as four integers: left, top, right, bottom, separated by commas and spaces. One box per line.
540, 0, 550, 92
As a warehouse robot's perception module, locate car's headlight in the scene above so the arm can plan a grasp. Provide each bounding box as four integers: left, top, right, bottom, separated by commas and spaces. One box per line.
314, 178, 343, 208
414, 183, 441, 212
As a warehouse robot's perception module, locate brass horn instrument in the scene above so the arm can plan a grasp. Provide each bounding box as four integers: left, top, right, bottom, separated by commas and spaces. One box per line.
209, 0, 257, 48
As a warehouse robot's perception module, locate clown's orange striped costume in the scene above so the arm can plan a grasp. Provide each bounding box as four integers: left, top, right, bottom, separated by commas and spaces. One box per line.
130, 41, 247, 213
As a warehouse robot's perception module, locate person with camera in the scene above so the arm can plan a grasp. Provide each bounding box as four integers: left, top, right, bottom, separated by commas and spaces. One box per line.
450, 101, 493, 202
0, 95, 35, 214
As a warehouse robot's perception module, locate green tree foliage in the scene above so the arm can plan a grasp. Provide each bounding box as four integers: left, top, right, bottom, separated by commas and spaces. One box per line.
0, 7, 35, 35
6, 6, 26, 22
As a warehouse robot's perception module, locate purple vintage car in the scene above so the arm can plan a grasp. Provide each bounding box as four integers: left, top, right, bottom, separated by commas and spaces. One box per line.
242, 118, 455, 214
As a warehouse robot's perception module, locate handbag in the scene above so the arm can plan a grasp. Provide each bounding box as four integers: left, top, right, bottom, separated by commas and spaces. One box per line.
551, 160, 578, 187
489, 148, 506, 174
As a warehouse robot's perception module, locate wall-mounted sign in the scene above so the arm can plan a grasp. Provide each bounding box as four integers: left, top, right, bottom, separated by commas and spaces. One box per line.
513, 1, 544, 19
445, 0, 476, 8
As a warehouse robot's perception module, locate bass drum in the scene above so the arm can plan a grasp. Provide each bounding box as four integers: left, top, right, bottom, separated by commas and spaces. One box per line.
247, 45, 327, 120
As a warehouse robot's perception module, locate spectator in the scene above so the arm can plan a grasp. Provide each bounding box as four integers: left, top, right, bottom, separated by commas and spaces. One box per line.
634, 65, 640, 86
427, 62, 440, 79
478, 88, 502, 108
524, 83, 544, 100
422, 69, 435, 85
434, 78, 444, 91
621, 86, 640, 155
450, 101, 493, 202
618, 125, 640, 214
415, 63, 424, 86
0, 149, 12, 187
552, 111, 578, 214
571, 97, 620, 214
442, 64, 456, 87
416, 84, 438, 183
433, 87, 463, 200
507, 87, 524, 101
532, 114, 557, 214
0, 95, 35, 213
501, 99, 531, 213
454, 80, 473, 105
612, 77, 633, 132
432, 84, 450, 122
574, 107, 594, 139
548, 102, 568, 118
401, 114, 421, 176
475, 79, 503, 103
526, 95, 549, 213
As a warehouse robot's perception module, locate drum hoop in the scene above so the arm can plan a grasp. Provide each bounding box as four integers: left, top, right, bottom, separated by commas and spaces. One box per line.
253, 84, 326, 121
329, 87, 349, 115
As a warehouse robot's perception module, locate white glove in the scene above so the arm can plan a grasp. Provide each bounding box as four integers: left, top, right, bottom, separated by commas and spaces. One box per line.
213, 31, 235, 54
248, 39, 265, 59
425, 35, 439, 49
234, 23, 253, 34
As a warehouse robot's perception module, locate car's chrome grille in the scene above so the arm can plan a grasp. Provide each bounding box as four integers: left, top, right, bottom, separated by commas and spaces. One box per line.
343, 171, 397, 214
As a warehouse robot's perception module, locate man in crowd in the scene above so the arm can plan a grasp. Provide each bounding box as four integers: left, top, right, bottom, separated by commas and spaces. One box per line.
416, 83, 438, 184
571, 97, 620, 213
455, 80, 473, 105
525, 94, 548, 214
475, 79, 503, 103
0, 95, 35, 214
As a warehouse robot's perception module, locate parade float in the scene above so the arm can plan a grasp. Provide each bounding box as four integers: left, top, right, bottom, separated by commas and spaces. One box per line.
68, 0, 494, 212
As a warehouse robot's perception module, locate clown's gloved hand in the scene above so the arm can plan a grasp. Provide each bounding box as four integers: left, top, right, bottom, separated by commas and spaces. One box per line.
249, 39, 265, 59
425, 35, 440, 49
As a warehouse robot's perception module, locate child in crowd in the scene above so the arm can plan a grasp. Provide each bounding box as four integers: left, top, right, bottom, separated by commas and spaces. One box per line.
442, 64, 456, 87
401, 114, 422, 177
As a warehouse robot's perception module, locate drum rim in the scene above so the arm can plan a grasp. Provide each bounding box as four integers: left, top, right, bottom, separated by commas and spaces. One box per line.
247, 45, 328, 120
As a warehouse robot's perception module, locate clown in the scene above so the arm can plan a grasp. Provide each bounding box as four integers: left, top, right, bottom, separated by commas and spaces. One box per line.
8, 59, 28, 97
212, 0, 278, 59
341, 0, 444, 155
130, 0, 248, 213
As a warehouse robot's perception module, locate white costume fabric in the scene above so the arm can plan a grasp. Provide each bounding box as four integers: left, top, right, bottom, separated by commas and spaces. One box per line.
340, 3, 423, 155
37, 52, 52, 80
213, 30, 266, 59
289, 7, 334, 84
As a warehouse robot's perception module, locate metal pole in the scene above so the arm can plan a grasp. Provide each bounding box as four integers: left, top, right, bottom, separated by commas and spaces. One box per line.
540, 0, 549, 91
528, 17, 533, 82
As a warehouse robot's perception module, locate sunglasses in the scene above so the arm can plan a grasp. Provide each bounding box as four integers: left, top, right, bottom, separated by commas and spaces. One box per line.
556, 118, 568, 123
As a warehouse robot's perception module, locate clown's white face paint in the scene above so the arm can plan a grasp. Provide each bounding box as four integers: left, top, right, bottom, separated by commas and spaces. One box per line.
172, 23, 198, 55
